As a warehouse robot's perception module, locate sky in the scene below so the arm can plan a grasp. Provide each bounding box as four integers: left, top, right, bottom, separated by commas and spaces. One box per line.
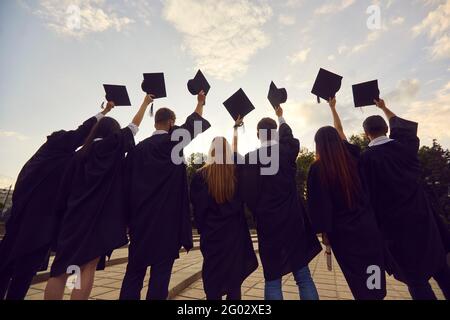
0, 0, 449, 188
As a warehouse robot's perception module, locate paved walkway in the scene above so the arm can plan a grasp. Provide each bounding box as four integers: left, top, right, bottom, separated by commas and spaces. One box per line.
175, 251, 445, 300
25, 236, 445, 300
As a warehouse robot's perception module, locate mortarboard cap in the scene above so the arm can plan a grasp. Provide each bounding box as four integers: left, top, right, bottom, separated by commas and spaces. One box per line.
223, 89, 255, 121
187, 70, 211, 95
267, 81, 288, 109
103, 85, 131, 106
311, 68, 343, 103
141, 73, 167, 117
352, 80, 380, 108
141, 73, 167, 99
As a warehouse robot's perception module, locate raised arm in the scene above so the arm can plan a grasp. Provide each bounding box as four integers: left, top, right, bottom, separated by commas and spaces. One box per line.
375, 99, 396, 121
131, 94, 154, 127
275, 106, 300, 161
328, 98, 347, 141
52, 102, 115, 152
194, 90, 206, 117
177, 91, 211, 143
233, 115, 244, 153
376, 99, 419, 153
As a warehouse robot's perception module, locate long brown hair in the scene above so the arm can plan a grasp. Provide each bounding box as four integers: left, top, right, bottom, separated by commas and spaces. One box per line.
200, 137, 236, 204
80, 117, 121, 156
314, 126, 361, 209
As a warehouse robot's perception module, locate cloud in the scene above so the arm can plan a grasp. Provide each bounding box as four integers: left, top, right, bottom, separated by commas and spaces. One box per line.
0, 131, 29, 141
350, 30, 383, 53
25, 0, 139, 38
391, 16, 405, 25
385, 79, 421, 103
278, 14, 296, 26
404, 81, 450, 145
283, 0, 304, 8
288, 48, 311, 64
412, 0, 450, 59
314, 0, 356, 15
163, 0, 272, 81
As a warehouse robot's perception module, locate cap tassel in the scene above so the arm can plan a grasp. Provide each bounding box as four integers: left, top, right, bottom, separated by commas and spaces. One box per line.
150, 103, 154, 117
101, 102, 105, 109
317, 96, 321, 104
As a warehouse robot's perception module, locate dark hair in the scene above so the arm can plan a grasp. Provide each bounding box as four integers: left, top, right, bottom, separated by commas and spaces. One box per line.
257, 118, 278, 141
314, 126, 362, 209
80, 117, 121, 155
363, 115, 388, 137
155, 108, 176, 125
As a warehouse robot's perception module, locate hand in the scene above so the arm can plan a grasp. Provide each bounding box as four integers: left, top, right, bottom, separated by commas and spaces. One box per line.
143, 94, 155, 107
275, 106, 283, 118
374, 99, 386, 110
234, 115, 244, 128
197, 90, 206, 106
328, 97, 336, 109
102, 101, 115, 114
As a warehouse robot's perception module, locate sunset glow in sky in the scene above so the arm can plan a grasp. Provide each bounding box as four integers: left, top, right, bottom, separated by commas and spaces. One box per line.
1, 0, 449, 187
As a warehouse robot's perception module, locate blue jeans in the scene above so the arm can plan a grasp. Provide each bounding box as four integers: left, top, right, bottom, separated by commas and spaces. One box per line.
264, 266, 319, 300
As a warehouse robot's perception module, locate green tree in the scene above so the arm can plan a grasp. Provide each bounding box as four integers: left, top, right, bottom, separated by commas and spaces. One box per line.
296, 148, 316, 201
186, 152, 207, 184
349, 134, 370, 151
418, 140, 450, 225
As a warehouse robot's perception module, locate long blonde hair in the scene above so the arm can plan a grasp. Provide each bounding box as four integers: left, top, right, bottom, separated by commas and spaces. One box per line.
200, 137, 236, 204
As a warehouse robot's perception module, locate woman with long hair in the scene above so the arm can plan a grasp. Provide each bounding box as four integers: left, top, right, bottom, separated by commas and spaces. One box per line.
307, 98, 386, 300
190, 117, 258, 300
44, 94, 153, 300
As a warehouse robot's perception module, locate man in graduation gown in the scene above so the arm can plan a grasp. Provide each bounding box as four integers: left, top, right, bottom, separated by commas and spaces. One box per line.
240, 106, 322, 300
0, 105, 113, 300
360, 99, 449, 300
120, 92, 211, 300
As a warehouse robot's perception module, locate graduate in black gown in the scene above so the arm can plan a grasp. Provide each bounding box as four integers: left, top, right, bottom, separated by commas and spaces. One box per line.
241, 106, 322, 300
190, 117, 258, 300
120, 91, 211, 300
360, 99, 449, 300
0, 106, 110, 300
43, 95, 153, 300
307, 98, 386, 300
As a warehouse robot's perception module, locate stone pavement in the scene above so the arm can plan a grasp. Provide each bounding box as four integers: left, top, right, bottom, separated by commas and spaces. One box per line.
25, 235, 445, 300
175, 251, 445, 300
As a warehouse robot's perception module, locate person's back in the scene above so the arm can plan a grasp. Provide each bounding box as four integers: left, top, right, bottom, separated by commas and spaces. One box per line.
0, 109, 104, 300
241, 107, 321, 300
360, 99, 448, 300
127, 131, 193, 265
306, 99, 386, 300
121, 92, 210, 301
190, 134, 257, 300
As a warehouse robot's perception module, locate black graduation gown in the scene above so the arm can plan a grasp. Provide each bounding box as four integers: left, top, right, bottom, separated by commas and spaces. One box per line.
360, 116, 446, 283
307, 142, 386, 300
50, 127, 133, 277
126, 113, 210, 267
0, 117, 97, 273
190, 169, 258, 298
241, 123, 322, 281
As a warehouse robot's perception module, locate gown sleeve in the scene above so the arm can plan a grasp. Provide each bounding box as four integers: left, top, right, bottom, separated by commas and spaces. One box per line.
52, 158, 77, 248
389, 116, 420, 154
179, 112, 211, 144
307, 164, 334, 234
279, 123, 300, 163
49, 117, 98, 153
190, 172, 208, 234
343, 141, 361, 159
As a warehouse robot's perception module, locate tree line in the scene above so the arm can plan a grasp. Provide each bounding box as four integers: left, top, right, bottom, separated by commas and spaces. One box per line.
186, 137, 450, 231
